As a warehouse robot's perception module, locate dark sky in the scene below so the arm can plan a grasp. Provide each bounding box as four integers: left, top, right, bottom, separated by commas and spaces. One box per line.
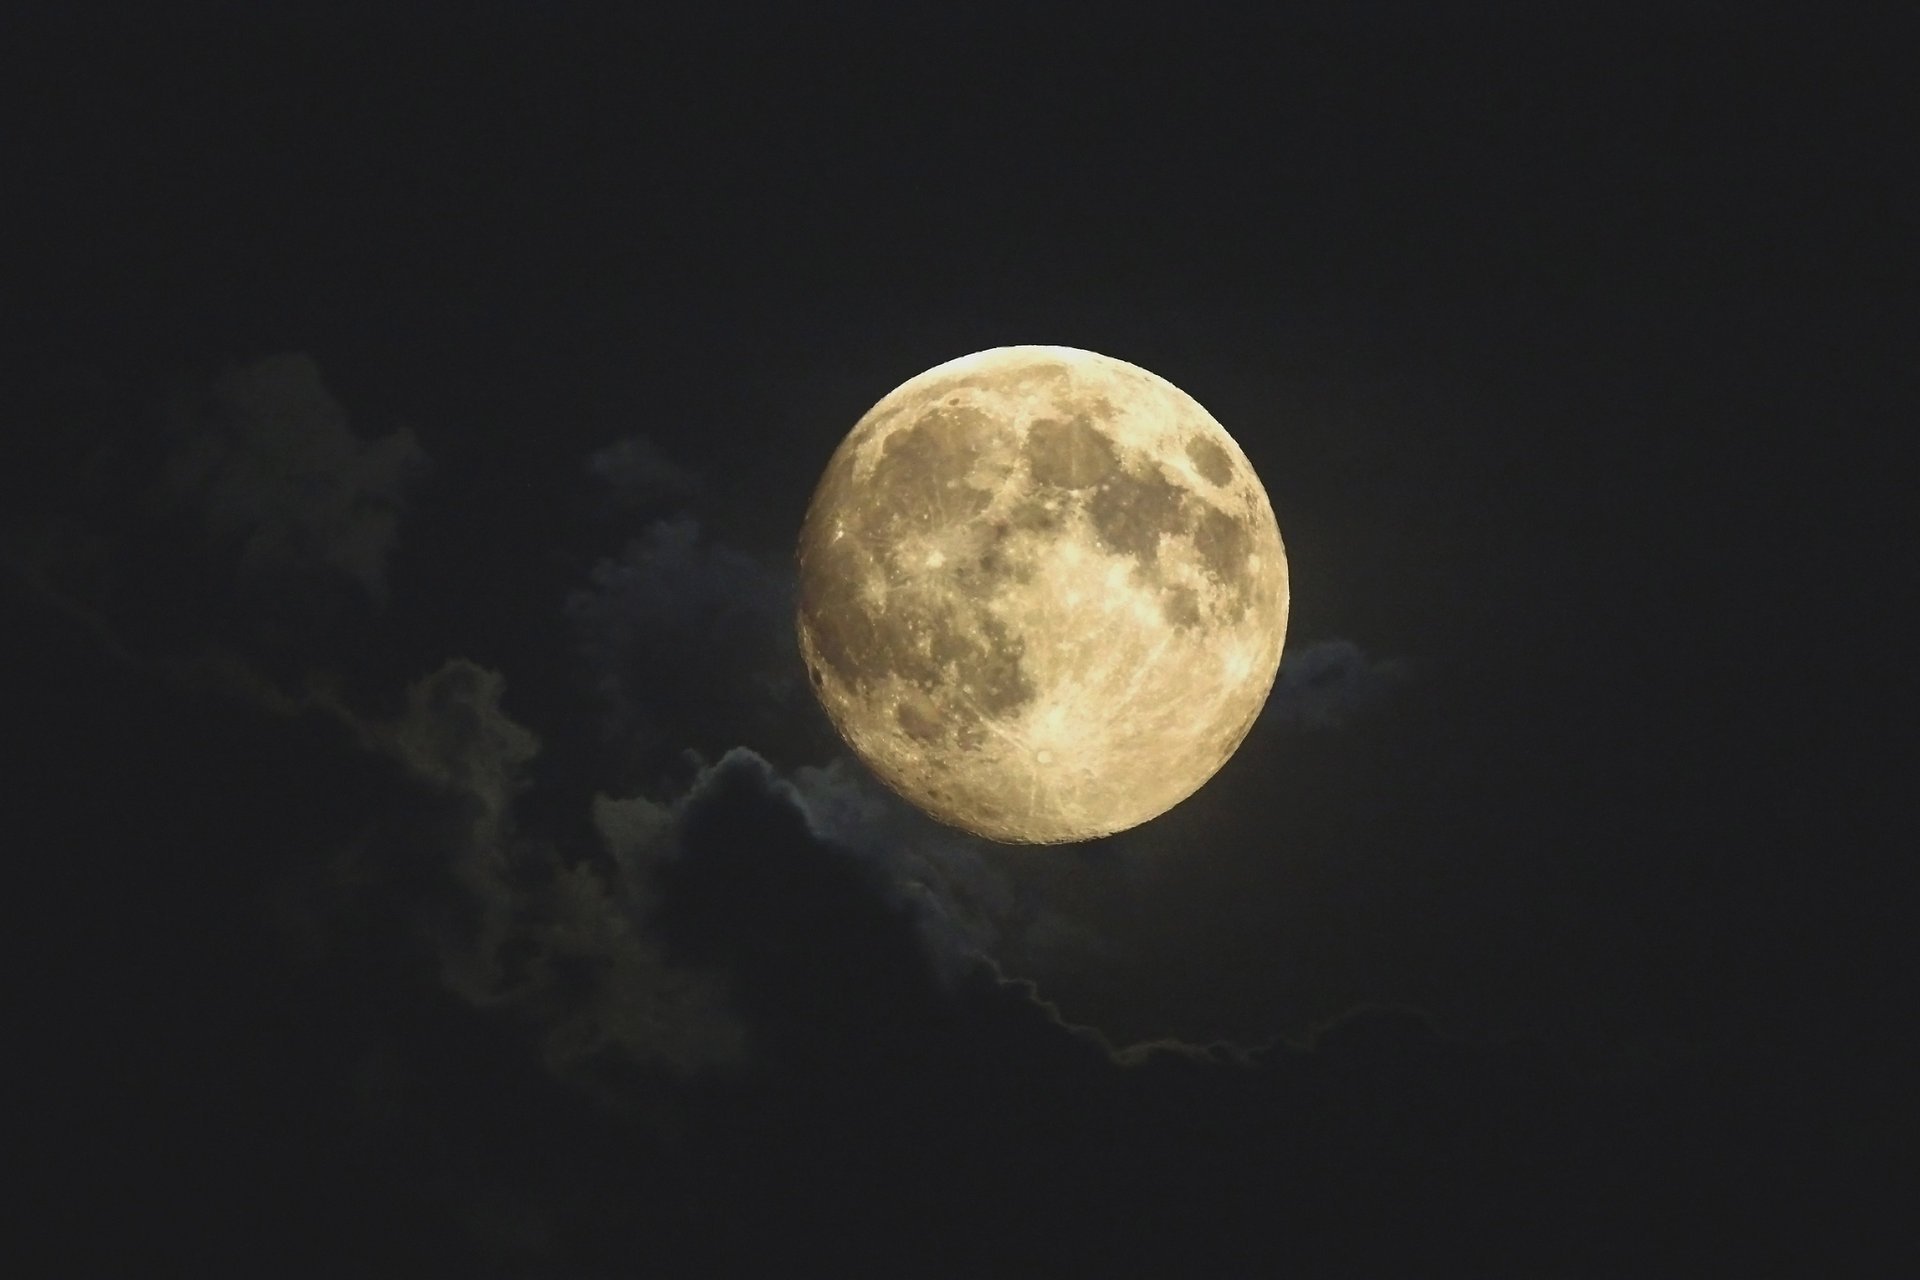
7, 5, 1905, 1275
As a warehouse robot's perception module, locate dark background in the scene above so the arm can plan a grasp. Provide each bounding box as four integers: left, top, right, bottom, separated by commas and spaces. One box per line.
6, 5, 1905, 1275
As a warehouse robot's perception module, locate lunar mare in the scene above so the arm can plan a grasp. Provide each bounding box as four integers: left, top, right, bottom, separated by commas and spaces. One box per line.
796, 345, 1288, 843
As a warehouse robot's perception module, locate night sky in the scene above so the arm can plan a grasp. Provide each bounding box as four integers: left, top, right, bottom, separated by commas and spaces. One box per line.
7, 6, 1904, 1275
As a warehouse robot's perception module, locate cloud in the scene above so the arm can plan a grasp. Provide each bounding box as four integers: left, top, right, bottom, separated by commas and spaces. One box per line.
349, 660, 749, 1091
345, 675, 1125, 1090
140, 638, 1643, 1273
648, 750, 954, 1051
637, 748, 1190, 1068
11, 352, 1756, 1275
1262, 638, 1411, 731
159, 352, 426, 604
273, 659, 1123, 1100
786, 755, 1115, 981
384, 659, 540, 821
586, 435, 700, 515
601, 745, 1626, 1274
787, 757, 1012, 966
566, 513, 802, 764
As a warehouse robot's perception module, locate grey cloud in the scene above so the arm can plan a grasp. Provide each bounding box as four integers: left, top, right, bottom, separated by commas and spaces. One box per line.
160, 352, 426, 604
283, 654, 1441, 1133
639, 748, 1252, 1069
385, 659, 539, 820
362, 660, 748, 1089
593, 745, 1014, 982
592, 789, 679, 870
786, 757, 1015, 978
567, 514, 802, 762
1263, 638, 1411, 731
587, 435, 700, 514
787, 755, 1128, 982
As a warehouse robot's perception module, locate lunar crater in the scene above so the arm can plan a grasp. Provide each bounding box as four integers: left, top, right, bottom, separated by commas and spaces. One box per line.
1026, 415, 1117, 489
1184, 433, 1236, 486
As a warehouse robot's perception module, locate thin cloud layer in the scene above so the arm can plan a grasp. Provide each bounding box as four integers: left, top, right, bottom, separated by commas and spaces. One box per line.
1263, 638, 1412, 731
567, 513, 802, 764
587, 435, 700, 515
160, 353, 426, 604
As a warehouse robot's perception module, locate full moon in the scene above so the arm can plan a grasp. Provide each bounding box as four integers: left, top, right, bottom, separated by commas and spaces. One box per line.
796, 346, 1288, 843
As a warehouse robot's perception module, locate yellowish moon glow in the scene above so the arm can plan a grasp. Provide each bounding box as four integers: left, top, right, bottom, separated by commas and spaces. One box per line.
797, 346, 1288, 843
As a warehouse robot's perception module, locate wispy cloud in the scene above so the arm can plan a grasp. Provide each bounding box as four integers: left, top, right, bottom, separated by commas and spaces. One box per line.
1263, 638, 1411, 731
159, 353, 427, 604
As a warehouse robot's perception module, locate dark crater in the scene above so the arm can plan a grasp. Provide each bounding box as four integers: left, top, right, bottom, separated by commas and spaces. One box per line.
960, 519, 1039, 586
1087, 462, 1191, 564
1192, 506, 1253, 584
867, 407, 1002, 533
1184, 434, 1234, 486
1163, 584, 1203, 628
1026, 415, 1117, 489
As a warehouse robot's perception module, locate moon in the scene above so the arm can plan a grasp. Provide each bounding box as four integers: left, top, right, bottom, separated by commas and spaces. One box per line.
796, 346, 1288, 843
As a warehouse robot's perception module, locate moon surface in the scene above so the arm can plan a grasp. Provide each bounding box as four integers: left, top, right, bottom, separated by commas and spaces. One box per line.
796, 346, 1288, 843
